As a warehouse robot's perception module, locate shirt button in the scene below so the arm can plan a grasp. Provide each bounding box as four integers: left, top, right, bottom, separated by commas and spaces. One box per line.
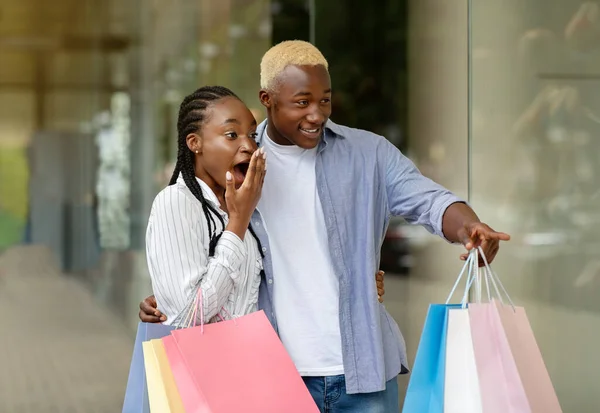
254, 221, 260, 226
262, 247, 267, 253
268, 279, 273, 284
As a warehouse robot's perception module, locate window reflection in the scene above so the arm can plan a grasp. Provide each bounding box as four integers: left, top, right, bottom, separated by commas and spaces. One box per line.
472, 1, 600, 411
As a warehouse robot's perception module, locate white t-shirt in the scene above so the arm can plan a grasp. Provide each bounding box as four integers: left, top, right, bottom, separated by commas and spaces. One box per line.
258, 133, 344, 376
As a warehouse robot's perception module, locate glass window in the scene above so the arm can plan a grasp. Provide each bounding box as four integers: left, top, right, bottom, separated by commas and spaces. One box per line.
471, 1, 600, 410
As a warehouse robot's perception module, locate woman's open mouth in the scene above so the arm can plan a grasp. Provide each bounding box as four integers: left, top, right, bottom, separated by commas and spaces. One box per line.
233, 161, 250, 185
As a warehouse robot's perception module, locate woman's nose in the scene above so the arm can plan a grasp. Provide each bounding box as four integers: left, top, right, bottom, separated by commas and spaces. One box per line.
240, 137, 256, 154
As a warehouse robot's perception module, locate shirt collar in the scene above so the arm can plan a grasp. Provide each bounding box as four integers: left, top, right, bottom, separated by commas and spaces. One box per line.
176, 173, 223, 211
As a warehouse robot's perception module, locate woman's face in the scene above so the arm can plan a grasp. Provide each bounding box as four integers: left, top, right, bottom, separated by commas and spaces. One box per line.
188, 96, 258, 191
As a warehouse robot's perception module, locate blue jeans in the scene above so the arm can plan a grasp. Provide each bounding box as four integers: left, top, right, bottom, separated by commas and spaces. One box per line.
303, 375, 399, 413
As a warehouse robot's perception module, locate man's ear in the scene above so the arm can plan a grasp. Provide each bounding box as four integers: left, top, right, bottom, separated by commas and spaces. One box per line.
186, 133, 202, 154
259, 89, 272, 109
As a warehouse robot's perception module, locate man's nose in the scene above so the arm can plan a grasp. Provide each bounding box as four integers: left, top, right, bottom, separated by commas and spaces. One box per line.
306, 108, 325, 124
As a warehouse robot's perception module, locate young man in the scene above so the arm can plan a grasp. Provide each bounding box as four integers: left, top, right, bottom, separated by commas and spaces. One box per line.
141, 41, 510, 411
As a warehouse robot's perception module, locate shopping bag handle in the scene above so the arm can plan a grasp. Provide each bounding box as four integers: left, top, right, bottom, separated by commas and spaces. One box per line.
191, 288, 205, 332
478, 246, 516, 311
445, 248, 478, 307
445, 247, 516, 311
179, 288, 238, 333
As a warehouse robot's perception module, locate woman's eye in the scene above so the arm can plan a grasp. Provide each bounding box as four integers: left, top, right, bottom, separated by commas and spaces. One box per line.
250, 132, 258, 140
321, 98, 331, 104
225, 131, 238, 139
297, 100, 308, 106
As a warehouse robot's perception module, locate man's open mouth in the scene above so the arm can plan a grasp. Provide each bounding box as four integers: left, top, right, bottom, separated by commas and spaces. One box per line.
300, 127, 319, 133
299, 126, 322, 139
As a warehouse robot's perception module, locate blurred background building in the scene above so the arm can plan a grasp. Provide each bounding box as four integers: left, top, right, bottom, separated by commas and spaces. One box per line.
0, 0, 599, 411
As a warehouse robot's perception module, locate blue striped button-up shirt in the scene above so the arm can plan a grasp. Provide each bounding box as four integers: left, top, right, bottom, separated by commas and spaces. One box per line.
251, 119, 463, 394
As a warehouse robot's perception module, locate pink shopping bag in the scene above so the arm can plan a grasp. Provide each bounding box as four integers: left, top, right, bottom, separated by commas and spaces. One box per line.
166, 310, 319, 413
469, 302, 531, 413
494, 300, 562, 412
162, 335, 210, 413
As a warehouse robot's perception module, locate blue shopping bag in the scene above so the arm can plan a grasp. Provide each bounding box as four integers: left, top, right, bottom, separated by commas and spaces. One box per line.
122, 322, 175, 413
402, 304, 460, 413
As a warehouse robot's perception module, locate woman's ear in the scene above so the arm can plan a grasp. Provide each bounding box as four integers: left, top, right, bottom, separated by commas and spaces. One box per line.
186, 133, 202, 154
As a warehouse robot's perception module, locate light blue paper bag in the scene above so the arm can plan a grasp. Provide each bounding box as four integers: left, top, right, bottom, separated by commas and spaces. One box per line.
402, 304, 459, 413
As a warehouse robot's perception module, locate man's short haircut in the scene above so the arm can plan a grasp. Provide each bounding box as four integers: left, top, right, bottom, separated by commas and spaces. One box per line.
260, 40, 329, 90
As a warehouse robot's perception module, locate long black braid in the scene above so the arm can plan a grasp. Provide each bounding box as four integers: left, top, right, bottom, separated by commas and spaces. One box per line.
169, 86, 265, 261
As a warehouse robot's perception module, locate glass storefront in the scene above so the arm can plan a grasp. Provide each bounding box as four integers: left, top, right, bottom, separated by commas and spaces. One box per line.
470, 2, 600, 411
0, 0, 273, 327
1, 0, 599, 410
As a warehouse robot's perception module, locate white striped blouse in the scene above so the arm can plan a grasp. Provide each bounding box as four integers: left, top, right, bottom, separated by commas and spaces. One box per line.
145, 174, 263, 327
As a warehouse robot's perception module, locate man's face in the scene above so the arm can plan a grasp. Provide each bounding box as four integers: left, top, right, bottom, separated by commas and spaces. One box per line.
259, 64, 332, 149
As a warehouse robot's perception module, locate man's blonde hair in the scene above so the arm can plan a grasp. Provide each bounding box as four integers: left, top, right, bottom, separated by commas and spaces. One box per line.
260, 40, 329, 90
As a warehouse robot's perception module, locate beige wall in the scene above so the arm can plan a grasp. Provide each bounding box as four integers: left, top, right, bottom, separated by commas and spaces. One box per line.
390, 0, 469, 403
408, 0, 469, 197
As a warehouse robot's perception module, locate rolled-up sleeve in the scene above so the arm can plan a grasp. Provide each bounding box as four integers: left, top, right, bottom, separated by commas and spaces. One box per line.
381, 139, 464, 239
145, 188, 247, 326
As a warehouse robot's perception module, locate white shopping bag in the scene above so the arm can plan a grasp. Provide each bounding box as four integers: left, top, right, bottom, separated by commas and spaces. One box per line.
443, 250, 483, 413
444, 308, 483, 413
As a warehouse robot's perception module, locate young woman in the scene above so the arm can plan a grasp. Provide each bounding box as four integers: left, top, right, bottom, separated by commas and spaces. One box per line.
146, 86, 267, 326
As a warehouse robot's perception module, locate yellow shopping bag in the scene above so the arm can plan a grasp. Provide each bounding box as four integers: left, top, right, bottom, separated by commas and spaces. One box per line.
142, 339, 186, 413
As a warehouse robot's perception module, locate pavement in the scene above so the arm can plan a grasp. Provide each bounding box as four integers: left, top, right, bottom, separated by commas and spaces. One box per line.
0, 245, 135, 413
3, 241, 586, 411
0, 243, 449, 412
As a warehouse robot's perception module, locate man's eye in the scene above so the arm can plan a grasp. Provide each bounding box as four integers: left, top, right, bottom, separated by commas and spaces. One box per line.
321, 98, 331, 104
250, 132, 259, 140
225, 132, 238, 139
297, 100, 308, 106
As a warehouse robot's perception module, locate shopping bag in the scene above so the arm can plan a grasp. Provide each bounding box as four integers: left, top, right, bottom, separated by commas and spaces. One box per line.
402, 303, 459, 413
444, 308, 482, 413
404, 252, 477, 413
122, 322, 175, 413
151, 339, 186, 413
443, 251, 483, 412
163, 334, 210, 413
167, 310, 319, 413
469, 301, 530, 413
494, 300, 562, 412
472, 248, 562, 412
142, 341, 170, 412
142, 339, 186, 413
